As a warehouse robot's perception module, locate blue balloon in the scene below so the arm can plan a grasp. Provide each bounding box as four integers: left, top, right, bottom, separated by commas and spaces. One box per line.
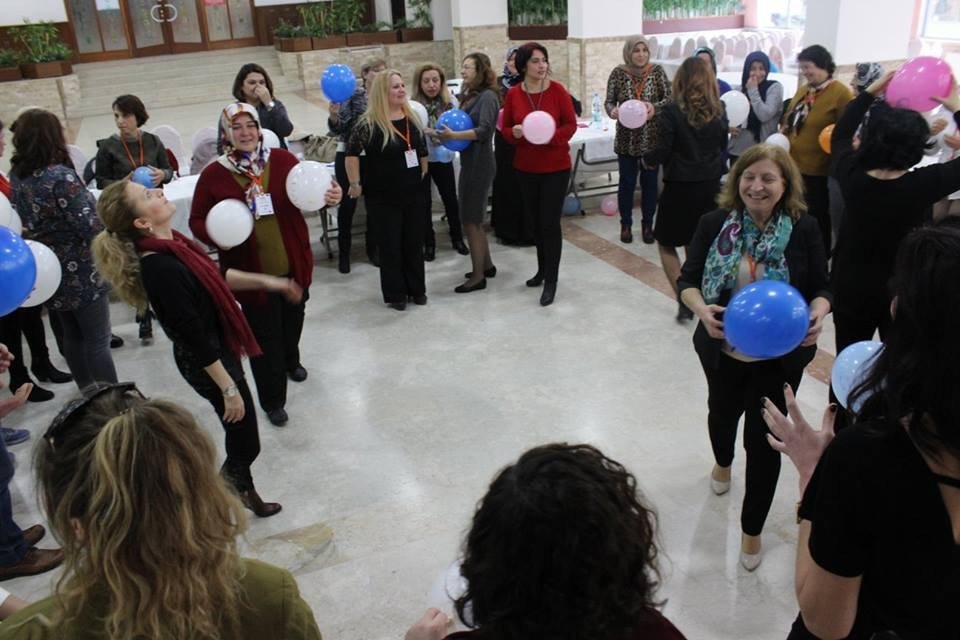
831, 340, 883, 411
437, 109, 474, 152
0, 227, 37, 317
131, 166, 154, 188
562, 195, 581, 215
321, 64, 357, 103
724, 280, 810, 359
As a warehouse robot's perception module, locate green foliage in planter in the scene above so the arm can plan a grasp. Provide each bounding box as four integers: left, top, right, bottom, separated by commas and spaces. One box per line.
643, 0, 742, 20
508, 0, 567, 26
0, 49, 18, 67
299, 2, 337, 37
329, 0, 367, 34
8, 20, 73, 63
273, 19, 310, 39
408, 0, 433, 28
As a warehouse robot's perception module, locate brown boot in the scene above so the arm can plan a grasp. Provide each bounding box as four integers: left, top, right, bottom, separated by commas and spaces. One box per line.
0, 547, 64, 581
620, 224, 633, 244
240, 489, 282, 518
21, 524, 45, 547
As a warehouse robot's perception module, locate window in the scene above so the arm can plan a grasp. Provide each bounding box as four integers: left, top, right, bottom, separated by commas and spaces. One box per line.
921, 0, 960, 39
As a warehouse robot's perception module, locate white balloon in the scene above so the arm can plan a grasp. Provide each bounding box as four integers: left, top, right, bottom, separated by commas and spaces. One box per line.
427, 561, 471, 630
261, 129, 282, 149
4, 209, 22, 235
0, 193, 12, 228
765, 132, 791, 151
408, 100, 429, 129
721, 90, 750, 127
21, 240, 61, 307
286, 161, 333, 211
205, 199, 254, 250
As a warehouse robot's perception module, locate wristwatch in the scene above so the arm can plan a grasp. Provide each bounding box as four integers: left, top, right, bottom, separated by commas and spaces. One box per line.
267, 101, 276, 110
222, 383, 239, 398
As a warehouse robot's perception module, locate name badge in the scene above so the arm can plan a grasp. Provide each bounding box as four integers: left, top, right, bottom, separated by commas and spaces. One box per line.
404, 149, 419, 169
254, 193, 275, 217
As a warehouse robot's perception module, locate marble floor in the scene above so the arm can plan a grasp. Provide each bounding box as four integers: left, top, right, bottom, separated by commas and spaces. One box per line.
1, 205, 839, 639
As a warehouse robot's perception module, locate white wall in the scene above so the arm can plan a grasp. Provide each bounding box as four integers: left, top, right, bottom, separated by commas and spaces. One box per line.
567, 0, 644, 38
430, 0, 453, 40
806, 0, 913, 64
451, 0, 506, 27
0, 0, 68, 27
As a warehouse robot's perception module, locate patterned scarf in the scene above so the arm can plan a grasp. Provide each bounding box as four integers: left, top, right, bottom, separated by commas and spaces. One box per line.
500, 47, 521, 96
217, 102, 271, 212
852, 62, 883, 93
741, 51, 775, 142
701, 209, 793, 304
785, 78, 833, 134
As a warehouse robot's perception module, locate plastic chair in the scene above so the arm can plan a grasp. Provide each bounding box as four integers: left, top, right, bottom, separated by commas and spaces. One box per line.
67, 144, 88, 177
151, 124, 185, 171
189, 127, 218, 176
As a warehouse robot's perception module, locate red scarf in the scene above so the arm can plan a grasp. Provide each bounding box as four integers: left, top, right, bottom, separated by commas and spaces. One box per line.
135, 231, 262, 360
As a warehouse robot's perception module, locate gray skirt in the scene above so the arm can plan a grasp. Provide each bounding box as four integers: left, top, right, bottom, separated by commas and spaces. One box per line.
458, 144, 496, 225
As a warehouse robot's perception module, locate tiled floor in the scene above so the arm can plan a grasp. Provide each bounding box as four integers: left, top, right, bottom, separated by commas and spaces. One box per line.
3, 206, 836, 639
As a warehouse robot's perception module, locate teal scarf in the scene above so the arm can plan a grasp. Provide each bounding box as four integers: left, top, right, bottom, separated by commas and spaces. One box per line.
701, 210, 793, 304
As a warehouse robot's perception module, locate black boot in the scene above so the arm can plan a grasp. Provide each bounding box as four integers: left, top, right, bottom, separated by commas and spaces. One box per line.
9, 376, 54, 402
137, 310, 153, 345
31, 361, 72, 384
540, 282, 557, 306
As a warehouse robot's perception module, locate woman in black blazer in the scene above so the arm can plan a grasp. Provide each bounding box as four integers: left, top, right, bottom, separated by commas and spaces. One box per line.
678, 144, 832, 572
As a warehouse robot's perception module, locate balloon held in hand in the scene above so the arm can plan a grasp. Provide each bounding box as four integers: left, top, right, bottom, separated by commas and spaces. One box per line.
321, 64, 357, 103
132, 166, 154, 188
723, 280, 810, 359
436, 109, 474, 152
205, 199, 254, 250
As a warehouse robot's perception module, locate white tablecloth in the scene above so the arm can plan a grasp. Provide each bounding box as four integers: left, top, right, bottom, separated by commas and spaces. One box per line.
570, 118, 617, 163
90, 173, 199, 239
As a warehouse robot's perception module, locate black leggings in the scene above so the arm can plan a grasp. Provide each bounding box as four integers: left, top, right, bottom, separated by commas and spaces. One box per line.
703, 353, 806, 536
802, 174, 831, 257
516, 169, 570, 283
335, 151, 376, 260
0, 306, 57, 380
423, 162, 462, 246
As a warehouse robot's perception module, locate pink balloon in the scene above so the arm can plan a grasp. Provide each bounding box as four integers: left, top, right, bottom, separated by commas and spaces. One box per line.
601, 195, 618, 216
885, 56, 953, 113
618, 99, 648, 129
496, 108, 504, 132
522, 110, 557, 145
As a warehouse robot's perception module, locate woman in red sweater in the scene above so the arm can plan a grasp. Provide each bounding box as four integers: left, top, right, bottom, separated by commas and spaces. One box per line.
501, 42, 577, 306
190, 103, 341, 427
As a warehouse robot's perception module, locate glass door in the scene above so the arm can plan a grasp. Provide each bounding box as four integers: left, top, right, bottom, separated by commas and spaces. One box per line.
202, 0, 257, 49
125, 0, 207, 56
68, 0, 131, 61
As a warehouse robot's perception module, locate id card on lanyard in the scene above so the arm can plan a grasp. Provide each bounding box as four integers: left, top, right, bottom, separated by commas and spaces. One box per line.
244, 172, 274, 218
393, 117, 420, 169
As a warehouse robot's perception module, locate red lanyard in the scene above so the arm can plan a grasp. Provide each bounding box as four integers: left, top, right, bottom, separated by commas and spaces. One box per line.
392, 117, 412, 150
119, 131, 144, 168
747, 254, 759, 282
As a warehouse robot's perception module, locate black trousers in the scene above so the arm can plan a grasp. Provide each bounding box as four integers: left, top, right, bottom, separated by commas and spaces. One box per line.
0, 306, 55, 381
242, 286, 309, 412
802, 174, 831, 257
369, 196, 425, 303
517, 169, 570, 284
423, 162, 462, 246
335, 151, 376, 260
175, 346, 260, 492
703, 353, 806, 536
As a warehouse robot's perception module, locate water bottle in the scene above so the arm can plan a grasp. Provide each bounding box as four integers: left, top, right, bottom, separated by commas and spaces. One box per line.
591, 92, 603, 129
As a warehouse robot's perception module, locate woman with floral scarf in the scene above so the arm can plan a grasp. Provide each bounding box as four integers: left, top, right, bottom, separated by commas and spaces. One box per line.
190, 103, 341, 427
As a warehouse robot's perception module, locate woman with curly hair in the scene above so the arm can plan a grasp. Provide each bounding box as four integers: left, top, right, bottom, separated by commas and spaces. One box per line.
0, 383, 322, 638
404, 443, 686, 640
645, 57, 728, 322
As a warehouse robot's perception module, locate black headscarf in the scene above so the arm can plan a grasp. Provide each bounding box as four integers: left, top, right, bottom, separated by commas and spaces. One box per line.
742, 51, 775, 142
499, 47, 521, 96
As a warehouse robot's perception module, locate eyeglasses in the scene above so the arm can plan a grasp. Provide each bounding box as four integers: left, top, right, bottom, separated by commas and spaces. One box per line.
44, 382, 144, 448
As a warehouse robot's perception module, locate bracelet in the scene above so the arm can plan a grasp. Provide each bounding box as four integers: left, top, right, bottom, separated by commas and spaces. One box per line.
222, 384, 239, 398
349, 182, 360, 187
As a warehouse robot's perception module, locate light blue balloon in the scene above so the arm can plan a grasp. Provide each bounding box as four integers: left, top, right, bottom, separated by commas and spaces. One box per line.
562, 195, 581, 215
321, 64, 357, 103
132, 166, 154, 188
0, 227, 37, 317
724, 280, 810, 359
831, 340, 883, 411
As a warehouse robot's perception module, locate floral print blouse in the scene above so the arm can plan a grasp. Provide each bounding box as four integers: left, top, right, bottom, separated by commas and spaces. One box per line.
11, 165, 107, 311
604, 65, 672, 158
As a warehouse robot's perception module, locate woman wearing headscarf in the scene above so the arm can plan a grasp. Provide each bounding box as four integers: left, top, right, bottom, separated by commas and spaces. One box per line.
491, 47, 531, 245
728, 51, 784, 165
604, 35, 671, 244
782, 44, 852, 255
693, 46, 731, 96
190, 103, 341, 427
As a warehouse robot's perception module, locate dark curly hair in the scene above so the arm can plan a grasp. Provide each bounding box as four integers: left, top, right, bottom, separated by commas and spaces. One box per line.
856, 105, 932, 170
797, 44, 836, 77
9, 108, 71, 178
454, 443, 663, 640
514, 42, 549, 79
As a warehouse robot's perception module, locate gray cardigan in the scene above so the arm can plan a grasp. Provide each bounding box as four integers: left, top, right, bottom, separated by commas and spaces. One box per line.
728, 81, 784, 156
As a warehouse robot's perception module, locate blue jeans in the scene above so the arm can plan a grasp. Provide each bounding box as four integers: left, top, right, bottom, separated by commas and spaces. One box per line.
617, 155, 659, 228
0, 426, 26, 566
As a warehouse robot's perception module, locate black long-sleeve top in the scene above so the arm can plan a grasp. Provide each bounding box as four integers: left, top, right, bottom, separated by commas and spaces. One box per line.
140, 253, 225, 368
644, 102, 728, 182
327, 88, 367, 143
831, 91, 960, 316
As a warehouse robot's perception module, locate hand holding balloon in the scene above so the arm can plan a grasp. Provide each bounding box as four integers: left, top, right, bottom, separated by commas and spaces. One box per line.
325, 180, 343, 207
131, 166, 154, 188
762, 385, 836, 494
512, 124, 523, 139
698, 304, 726, 340
932, 76, 960, 113
801, 299, 830, 347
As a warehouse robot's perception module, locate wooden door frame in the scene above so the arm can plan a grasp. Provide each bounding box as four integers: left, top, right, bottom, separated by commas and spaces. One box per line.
164, 0, 207, 54
64, 0, 135, 62
124, 0, 172, 57
200, 0, 258, 51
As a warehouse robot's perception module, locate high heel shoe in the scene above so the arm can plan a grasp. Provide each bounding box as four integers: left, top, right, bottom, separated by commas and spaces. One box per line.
464, 266, 497, 279
740, 533, 762, 571
240, 489, 282, 518
540, 282, 557, 306
710, 464, 731, 495
526, 273, 544, 287
455, 279, 487, 293
453, 239, 470, 255
31, 362, 72, 384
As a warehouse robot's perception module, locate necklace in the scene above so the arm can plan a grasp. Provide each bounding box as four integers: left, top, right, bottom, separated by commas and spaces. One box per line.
523, 78, 546, 112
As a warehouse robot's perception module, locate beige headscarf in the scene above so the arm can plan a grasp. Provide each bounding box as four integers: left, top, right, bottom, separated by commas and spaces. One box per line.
621, 35, 651, 79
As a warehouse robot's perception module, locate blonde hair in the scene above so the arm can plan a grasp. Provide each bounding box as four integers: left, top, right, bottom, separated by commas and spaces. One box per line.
412, 63, 452, 108
91, 180, 149, 314
359, 69, 422, 150
717, 143, 808, 221
672, 57, 723, 129
35, 389, 247, 639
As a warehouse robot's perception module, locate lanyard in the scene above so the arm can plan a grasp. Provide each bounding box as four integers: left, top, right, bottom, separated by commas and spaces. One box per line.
746, 254, 759, 282
119, 131, 144, 169
632, 66, 652, 99
391, 117, 412, 150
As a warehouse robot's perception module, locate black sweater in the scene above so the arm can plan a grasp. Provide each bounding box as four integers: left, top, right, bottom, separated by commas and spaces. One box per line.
831, 91, 960, 315
645, 102, 728, 182
678, 208, 832, 370
345, 117, 428, 201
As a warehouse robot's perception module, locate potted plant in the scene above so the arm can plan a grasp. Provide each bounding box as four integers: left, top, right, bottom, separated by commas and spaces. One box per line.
507, 0, 567, 40
9, 21, 73, 79
300, 4, 347, 50
332, 0, 390, 46
348, 21, 399, 46
397, 0, 433, 43
0, 50, 22, 82
273, 19, 312, 52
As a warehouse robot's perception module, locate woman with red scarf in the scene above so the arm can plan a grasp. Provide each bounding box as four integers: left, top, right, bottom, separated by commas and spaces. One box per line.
92, 179, 302, 516
190, 103, 341, 427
